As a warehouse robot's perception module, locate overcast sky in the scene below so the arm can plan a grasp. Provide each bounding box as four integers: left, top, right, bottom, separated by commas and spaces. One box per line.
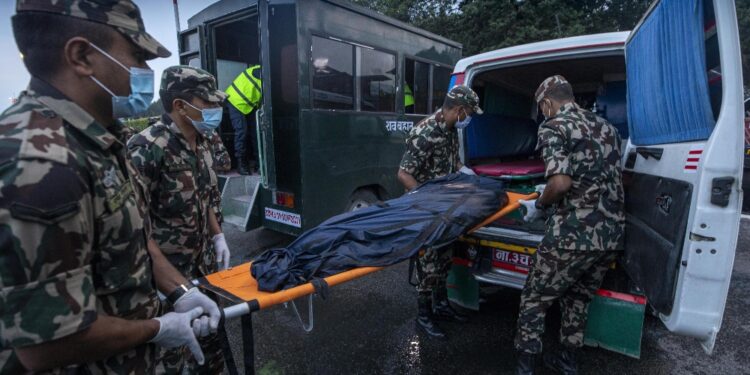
0, 0, 218, 108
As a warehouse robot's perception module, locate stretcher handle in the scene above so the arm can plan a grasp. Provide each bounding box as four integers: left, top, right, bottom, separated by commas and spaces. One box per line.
467, 192, 539, 234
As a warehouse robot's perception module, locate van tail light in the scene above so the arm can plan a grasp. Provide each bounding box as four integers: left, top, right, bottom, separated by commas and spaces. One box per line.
273, 191, 295, 208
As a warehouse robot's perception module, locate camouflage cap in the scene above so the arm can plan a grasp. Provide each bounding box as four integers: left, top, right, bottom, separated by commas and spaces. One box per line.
160, 65, 228, 103
16, 0, 170, 59
535, 75, 571, 103
447, 85, 483, 114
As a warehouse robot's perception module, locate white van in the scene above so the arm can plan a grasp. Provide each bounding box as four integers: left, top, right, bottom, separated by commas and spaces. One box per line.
451, 0, 743, 355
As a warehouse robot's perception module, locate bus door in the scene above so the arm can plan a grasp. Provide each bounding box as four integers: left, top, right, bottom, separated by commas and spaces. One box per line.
257, 0, 276, 189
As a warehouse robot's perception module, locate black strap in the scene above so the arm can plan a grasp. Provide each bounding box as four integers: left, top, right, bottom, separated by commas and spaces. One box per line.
218, 310, 240, 375
311, 278, 330, 300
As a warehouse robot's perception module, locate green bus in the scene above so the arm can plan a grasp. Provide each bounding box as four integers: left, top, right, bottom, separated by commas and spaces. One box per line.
179, 0, 462, 235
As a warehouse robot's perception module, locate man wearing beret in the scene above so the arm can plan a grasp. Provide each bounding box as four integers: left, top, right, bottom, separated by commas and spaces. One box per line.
397, 85, 483, 339
127, 66, 232, 374
514, 75, 625, 375
0, 1, 218, 373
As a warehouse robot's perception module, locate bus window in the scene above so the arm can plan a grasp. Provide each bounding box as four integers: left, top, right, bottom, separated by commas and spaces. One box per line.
312, 36, 354, 110
360, 48, 396, 112
432, 65, 452, 112
405, 59, 429, 114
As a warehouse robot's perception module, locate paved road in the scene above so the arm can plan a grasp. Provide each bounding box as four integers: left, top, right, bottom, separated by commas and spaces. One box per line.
219, 221, 750, 375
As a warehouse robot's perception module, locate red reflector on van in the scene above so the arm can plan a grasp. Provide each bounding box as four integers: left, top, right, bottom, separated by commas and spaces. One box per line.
273, 191, 295, 208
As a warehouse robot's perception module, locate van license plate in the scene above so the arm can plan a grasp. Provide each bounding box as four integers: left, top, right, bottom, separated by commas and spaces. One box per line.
493, 249, 531, 267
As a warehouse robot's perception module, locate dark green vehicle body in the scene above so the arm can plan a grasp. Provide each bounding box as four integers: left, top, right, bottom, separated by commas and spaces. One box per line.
181, 0, 461, 235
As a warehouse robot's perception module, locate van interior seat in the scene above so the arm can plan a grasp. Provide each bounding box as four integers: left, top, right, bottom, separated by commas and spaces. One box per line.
465, 114, 543, 177
471, 159, 545, 176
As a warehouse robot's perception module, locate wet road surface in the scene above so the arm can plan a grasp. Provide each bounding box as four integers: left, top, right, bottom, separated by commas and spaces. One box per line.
220, 221, 750, 374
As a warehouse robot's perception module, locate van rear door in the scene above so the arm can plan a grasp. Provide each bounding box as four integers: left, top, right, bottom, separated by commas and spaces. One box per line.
622, 0, 743, 353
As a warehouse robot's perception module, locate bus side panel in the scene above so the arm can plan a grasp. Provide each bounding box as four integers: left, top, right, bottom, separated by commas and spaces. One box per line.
299, 111, 406, 226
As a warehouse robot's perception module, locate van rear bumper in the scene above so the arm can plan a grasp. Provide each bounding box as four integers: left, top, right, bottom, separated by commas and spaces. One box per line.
458, 226, 542, 289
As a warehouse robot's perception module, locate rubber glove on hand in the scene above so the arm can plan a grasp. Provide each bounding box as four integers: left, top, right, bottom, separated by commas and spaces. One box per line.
150, 307, 205, 365
212, 233, 231, 270
519, 199, 542, 222
173, 288, 221, 335
459, 166, 476, 175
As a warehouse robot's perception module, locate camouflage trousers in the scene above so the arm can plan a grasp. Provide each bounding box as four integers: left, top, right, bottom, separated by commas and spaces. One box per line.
514, 246, 619, 354
157, 249, 226, 375
415, 245, 453, 293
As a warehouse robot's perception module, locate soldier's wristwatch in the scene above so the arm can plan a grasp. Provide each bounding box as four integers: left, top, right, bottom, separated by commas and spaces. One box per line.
167, 284, 195, 305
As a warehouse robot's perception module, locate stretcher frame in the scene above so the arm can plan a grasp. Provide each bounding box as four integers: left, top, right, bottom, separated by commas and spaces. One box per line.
198, 191, 537, 374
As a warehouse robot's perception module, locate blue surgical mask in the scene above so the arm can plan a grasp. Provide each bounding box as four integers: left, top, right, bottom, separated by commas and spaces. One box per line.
455, 109, 472, 129
182, 100, 223, 135
88, 43, 154, 118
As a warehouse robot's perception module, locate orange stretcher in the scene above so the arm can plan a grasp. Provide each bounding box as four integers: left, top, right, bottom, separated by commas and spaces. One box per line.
197, 191, 537, 374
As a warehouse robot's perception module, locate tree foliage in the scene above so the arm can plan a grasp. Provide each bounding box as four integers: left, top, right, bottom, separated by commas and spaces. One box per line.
352, 0, 750, 85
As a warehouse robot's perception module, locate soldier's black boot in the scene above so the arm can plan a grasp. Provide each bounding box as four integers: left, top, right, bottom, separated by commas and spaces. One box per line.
415, 293, 446, 339
432, 288, 468, 323
515, 352, 537, 375
543, 348, 577, 375
238, 160, 250, 175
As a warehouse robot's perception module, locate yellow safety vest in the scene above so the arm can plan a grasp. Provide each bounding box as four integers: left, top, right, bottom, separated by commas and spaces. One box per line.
404, 83, 415, 107
226, 65, 262, 115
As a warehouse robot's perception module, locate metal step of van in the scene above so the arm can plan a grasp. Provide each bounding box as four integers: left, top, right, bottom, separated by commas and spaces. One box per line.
220, 174, 261, 232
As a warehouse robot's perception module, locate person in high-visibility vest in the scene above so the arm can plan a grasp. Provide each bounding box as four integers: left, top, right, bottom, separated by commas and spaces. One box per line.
405, 83, 415, 112
225, 65, 262, 175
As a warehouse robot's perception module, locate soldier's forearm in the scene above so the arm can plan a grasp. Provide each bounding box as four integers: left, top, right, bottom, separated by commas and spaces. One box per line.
538, 174, 572, 206
397, 169, 418, 192
14, 315, 159, 372
146, 238, 190, 294
208, 209, 222, 236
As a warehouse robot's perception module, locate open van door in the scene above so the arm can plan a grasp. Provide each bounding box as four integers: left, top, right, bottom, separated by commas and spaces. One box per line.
622, 0, 743, 353
257, 0, 276, 189
178, 25, 205, 68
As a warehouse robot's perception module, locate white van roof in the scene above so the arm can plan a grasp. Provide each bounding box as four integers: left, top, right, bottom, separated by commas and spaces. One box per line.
453, 31, 630, 74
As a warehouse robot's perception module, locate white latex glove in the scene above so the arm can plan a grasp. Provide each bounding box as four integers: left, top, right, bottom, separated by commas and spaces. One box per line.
150, 307, 205, 365
459, 166, 476, 175
173, 288, 221, 336
212, 233, 231, 270
519, 199, 542, 222
534, 184, 546, 195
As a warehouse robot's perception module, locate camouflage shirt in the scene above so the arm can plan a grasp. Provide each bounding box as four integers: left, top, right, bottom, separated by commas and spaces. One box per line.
0, 78, 160, 374
127, 115, 220, 277
538, 102, 625, 251
399, 110, 460, 184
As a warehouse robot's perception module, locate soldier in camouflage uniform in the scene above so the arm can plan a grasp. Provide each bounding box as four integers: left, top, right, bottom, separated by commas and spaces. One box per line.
397, 85, 483, 339
514, 75, 625, 375
128, 66, 232, 375
0, 1, 219, 374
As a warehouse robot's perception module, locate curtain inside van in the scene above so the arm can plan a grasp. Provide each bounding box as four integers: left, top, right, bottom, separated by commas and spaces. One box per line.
626, 0, 715, 145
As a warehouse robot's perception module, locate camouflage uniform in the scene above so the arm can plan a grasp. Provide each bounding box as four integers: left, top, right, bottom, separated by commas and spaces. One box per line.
0, 1, 170, 374
208, 131, 230, 225
127, 66, 228, 375
399, 85, 482, 294
515, 75, 626, 354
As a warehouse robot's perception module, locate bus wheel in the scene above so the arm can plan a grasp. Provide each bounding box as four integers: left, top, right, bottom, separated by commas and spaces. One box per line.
346, 189, 379, 212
